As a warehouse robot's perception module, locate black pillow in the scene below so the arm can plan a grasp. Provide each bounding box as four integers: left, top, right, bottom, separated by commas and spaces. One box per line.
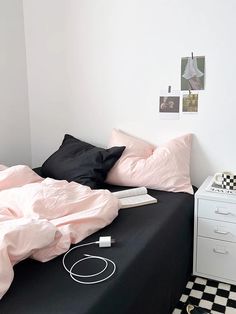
41, 134, 125, 189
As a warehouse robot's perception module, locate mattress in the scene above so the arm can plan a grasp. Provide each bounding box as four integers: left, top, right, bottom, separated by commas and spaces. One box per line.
0, 183, 194, 314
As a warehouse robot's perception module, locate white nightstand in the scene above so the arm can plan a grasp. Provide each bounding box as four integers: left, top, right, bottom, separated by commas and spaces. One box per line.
193, 176, 236, 285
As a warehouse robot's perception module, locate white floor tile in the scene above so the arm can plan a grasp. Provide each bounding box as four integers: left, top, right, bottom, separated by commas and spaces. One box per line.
229, 291, 236, 300
195, 277, 207, 285
180, 294, 188, 303
172, 309, 182, 314
214, 295, 228, 306
218, 282, 231, 291
190, 289, 203, 299
199, 299, 213, 310
225, 307, 236, 314
211, 311, 223, 314
204, 285, 217, 294
186, 281, 194, 289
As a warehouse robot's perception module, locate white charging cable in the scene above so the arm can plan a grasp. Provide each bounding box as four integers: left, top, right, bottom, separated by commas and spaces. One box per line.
62, 236, 116, 284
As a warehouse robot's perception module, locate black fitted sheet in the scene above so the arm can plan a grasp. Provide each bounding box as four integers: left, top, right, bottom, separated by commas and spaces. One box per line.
0, 183, 194, 314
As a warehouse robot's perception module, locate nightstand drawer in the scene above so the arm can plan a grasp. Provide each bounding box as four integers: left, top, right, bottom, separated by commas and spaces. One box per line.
198, 199, 236, 223
198, 218, 236, 243
197, 237, 236, 282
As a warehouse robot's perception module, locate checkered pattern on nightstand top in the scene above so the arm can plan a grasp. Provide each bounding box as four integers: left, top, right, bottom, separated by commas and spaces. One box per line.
222, 173, 236, 190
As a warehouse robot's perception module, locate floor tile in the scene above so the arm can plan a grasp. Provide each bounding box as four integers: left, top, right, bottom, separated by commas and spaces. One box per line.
229, 292, 236, 301
204, 285, 217, 295
214, 295, 228, 306
225, 307, 236, 314
195, 277, 207, 285
218, 282, 231, 291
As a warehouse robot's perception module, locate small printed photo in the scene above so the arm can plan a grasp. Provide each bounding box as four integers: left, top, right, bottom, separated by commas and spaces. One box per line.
159, 96, 180, 113
181, 56, 205, 91
182, 93, 198, 113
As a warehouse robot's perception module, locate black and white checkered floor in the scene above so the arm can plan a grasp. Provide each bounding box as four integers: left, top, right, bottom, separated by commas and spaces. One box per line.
173, 276, 236, 314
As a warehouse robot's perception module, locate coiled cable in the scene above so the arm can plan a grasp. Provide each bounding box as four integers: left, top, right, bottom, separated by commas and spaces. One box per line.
62, 238, 116, 284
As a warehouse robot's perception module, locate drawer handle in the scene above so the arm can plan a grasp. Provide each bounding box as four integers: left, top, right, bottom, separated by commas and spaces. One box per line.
215, 209, 231, 215
213, 248, 228, 255
214, 229, 229, 235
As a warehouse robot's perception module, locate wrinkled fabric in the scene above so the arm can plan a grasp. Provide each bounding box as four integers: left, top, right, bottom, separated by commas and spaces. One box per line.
0, 165, 120, 299
106, 130, 193, 194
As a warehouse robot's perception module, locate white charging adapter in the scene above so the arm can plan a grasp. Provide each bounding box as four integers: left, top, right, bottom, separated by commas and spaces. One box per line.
98, 236, 115, 247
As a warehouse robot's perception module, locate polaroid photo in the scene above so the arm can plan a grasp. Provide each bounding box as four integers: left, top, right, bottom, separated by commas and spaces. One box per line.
159, 90, 180, 120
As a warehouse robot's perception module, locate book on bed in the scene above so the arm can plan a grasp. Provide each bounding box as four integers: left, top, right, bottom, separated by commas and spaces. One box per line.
112, 187, 157, 209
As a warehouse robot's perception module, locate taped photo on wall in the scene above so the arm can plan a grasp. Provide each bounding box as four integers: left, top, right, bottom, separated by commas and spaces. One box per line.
181, 56, 205, 91
159, 90, 180, 120
182, 93, 198, 113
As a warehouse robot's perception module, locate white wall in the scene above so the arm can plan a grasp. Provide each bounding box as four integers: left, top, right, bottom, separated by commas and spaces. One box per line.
23, 0, 70, 166
23, 0, 236, 187
0, 0, 31, 166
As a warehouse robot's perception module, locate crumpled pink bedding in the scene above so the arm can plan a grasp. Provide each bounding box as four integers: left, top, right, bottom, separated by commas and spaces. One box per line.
0, 165, 120, 299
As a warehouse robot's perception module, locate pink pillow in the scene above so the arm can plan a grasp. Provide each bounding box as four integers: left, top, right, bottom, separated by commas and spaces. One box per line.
107, 129, 154, 158
106, 129, 193, 194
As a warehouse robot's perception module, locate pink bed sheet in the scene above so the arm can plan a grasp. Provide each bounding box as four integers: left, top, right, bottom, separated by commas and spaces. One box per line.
0, 165, 120, 299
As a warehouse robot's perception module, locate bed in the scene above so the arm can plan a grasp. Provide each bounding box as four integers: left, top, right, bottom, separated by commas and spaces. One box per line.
0, 175, 194, 314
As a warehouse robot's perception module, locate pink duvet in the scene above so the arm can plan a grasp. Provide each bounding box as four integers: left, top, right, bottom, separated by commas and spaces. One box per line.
0, 165, 120, 299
